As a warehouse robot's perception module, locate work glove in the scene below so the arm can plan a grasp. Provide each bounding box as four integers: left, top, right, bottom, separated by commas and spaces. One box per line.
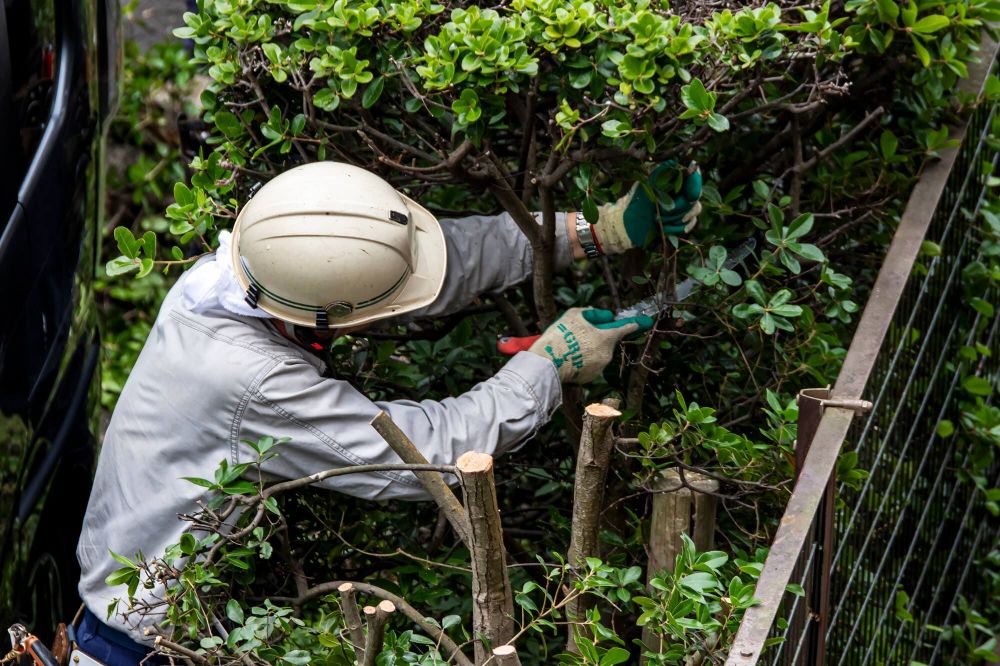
590, 161, 703, 256
529, 308, 654, 384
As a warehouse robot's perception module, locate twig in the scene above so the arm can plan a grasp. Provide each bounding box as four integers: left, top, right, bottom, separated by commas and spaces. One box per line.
787, 106, 885, 177
271, 580, 473, 666
153, 636, 209, 664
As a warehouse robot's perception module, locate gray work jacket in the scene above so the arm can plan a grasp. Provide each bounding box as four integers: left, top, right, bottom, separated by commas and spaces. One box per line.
77, 213, 569, 640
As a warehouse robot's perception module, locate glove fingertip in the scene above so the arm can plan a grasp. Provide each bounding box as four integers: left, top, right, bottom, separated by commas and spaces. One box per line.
583, 308, 615, 325
684, 168, 703, 201
635, 315, 655, 332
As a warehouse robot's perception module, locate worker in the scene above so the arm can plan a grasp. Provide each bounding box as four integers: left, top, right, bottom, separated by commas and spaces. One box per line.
74, 161, 702, 665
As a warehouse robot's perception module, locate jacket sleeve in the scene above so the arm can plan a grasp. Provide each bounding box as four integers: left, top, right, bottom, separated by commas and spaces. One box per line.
236, 351, 562, 501
399, 212, 574, 321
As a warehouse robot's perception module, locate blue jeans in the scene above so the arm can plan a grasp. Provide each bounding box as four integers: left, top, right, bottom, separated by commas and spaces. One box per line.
75, 608, 166, 666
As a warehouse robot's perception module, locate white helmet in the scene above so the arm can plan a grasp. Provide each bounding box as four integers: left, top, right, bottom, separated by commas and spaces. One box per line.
230, 162, 447, 329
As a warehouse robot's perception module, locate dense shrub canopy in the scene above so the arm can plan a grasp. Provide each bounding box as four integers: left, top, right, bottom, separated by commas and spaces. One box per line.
98, 0, 1000, 663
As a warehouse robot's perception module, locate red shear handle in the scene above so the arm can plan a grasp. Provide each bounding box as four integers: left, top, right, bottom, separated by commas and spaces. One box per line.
496, 335, 541, 355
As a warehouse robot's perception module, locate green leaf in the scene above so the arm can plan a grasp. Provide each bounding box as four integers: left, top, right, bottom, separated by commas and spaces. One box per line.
911, 15, 949, 34
104, 567, 137, 587
786, 213, 814, 239
936, 420, 954, 438
313, 88, 340, 111
969, 297, 994, 318
362, 76, 385, 109
767, 203, 785, 229
920, 240, 942, 257
109, 550, 138, 569
910, 35, 931, 67
875, 0, 900, 22
707, 112, 730, 132
745, 279, 766, 304
721, 269, 743, 286
583, 198, 599, 225
880, 130, 898, 159
792, 243, 825, 263
114, 227, 139, 259
681, 78, 714, 112
281, 650, 312, 665
262, 43, 281, 65
181, 476, 216, 489
226, 599, 245, 624
105, 256, 139, 277
180, 533, 197, 555
173, 182, 193, 207
214, 111, 243, 138
962, 376, 993, 396
600, 647, 631, 665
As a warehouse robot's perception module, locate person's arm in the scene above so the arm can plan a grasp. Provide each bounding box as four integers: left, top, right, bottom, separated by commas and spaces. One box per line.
399, 211, 584, 320
236, 351, 562, 501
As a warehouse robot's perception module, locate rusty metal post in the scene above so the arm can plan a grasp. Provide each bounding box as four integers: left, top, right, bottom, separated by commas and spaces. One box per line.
795, 388, 833, 666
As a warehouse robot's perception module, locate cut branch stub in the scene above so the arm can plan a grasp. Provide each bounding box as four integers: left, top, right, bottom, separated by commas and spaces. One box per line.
362, 600, 396, 666
370, 411, 470, 543
490, 645, 522, 666
456, 451, 517, 665
565, 400, 621, 651
337, 582, 365, 662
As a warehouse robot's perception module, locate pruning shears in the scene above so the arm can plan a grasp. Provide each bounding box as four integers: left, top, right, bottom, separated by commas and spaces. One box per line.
496, 237, 757, 355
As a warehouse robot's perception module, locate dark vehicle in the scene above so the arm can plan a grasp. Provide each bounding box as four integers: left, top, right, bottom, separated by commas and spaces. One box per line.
0, 0, 120, 635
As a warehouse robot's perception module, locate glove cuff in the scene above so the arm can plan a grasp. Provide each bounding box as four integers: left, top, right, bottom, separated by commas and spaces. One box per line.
592, 189, 637, 256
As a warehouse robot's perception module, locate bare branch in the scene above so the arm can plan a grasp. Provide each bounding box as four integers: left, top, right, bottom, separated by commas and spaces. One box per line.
370, 411, 471, 544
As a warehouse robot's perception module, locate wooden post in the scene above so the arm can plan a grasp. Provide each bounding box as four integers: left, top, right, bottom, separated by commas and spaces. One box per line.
457, 452, 517, 665
642, 468, 719, 658
565, 401, 622, 651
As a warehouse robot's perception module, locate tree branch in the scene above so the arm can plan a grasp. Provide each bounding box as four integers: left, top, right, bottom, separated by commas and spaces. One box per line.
370, 411, 471, 544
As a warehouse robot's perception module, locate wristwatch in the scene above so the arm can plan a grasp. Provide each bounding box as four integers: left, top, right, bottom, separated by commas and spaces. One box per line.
575, 211, 603, 259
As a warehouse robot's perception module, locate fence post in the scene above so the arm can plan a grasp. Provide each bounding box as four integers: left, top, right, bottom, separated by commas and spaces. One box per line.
794, 388, 833, 666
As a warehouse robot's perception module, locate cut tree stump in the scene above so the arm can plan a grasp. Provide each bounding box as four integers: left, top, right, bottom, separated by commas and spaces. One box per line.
457, 451, 516, 665
565, 400, 621, 652
642, 468, 719, 660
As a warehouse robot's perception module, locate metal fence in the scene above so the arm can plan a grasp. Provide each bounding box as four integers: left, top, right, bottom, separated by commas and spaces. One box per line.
726, 38, 1000, 666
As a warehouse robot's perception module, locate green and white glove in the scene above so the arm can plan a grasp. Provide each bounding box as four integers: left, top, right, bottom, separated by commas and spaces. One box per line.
529, 308, 654, 384
585, 161, 703, 256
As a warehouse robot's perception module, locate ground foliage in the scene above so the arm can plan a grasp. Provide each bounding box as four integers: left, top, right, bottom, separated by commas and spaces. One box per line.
98, 0, 1000, 663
